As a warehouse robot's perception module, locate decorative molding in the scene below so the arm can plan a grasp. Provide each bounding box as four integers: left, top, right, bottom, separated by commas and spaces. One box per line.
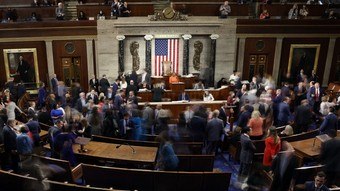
116, 35, 126, 41
210, 34, 219, 40
144, 35, 154, 41
182, 34, 192, 40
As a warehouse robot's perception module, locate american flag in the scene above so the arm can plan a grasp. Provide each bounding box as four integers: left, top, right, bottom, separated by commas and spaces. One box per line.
154, 38, 179, 76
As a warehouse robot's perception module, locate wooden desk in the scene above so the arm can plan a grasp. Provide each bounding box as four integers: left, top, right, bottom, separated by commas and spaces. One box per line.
72, 141, 158, 167
39, 130, 48, 141
151, 76, 197, 89
138, 100, 227, 118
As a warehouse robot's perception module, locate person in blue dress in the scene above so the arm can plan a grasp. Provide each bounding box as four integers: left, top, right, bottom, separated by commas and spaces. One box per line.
156, 132, 179, 171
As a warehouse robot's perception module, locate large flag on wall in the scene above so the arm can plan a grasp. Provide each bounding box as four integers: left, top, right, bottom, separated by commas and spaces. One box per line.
154, 38, 179, 76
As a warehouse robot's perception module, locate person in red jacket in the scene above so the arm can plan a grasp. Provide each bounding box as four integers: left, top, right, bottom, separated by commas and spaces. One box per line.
263, 126, 281, 169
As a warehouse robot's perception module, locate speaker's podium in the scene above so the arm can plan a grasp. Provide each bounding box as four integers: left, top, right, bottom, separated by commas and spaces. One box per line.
170, 82, 185, 94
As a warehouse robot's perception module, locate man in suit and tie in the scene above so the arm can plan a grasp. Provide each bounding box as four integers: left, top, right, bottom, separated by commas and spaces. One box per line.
294, 82, 306, 107
178, 91, 190, 101
304, 171, 330, 191
277, 97, 291, 126
238, 127, 256, 181
206, 110, 224, 154
99, 74, 110, 95
89, 74, 99, 92
50, 74, 58, 94
111, 79, 120, 96
119, 112, 133, 139
142, 102, 154, 134
76, 92, 86, 112
218, 102, 229, 125
309, 82, 323, 114
281, 82, 291, 98
114, 90, 125, 114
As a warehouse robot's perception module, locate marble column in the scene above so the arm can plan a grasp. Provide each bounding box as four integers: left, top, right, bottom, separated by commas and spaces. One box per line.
45, 40, 54, 91
116, 35, 125, 73
182, 34, 192, 75
323, 38, 336, 86
273, 38, 283, 83
144, 35, 153, 75
209, 34, 219, 87
86, 39, 95, 77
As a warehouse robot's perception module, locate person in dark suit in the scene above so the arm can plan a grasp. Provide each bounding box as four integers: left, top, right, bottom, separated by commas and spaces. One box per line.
89, 74, 99, 92
37, 82, 47, 109
86, 90, 99, 104
277, 97, 291, 126
127, 90, 138, 106
189, 111, 207, 141
178, 91, 190, 101
236, 105, 252, 129
280, 82, 291, 98
99, 74, 110, 95
293, 82, 306, 107
111, 79, 120, 96
304, 171, 330, 191
320, 130, 340, 187
218, 103, 229, 125
50, 74, 58, 94
126, 80, 138, 96
319, 107, 338, 135
308, 82, 323, 114
2, 120, 19, 172
26, 116, 41, 147
114, 90, 125, 114
152, 84, 165, 102
118, 112, 133, 139
75, 92, 86, 113
270, 141, 298, 191
294, 99, 312, 133
238, 127, 256, 181
206, 110, 224, 154
16, 56, 30, 82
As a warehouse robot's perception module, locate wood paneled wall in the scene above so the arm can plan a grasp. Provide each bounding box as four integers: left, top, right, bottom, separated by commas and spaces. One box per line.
279, 38, 329, 84
52, 40, 89, 92
0, 41, 48, 88
243, 38, 276, 80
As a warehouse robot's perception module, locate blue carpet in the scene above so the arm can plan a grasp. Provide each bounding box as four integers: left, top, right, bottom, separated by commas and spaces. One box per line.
213, 153, 244, 191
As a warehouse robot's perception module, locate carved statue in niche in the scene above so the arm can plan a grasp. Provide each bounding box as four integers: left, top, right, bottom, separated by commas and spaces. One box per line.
130, 41, 140, 71
193, 41, 203, 71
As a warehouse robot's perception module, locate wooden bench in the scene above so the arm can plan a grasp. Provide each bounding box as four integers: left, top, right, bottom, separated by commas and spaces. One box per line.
81, 163, 231, 191
27, 154, 83, 183
177, 154, 215, 171
0, 169, 114, 191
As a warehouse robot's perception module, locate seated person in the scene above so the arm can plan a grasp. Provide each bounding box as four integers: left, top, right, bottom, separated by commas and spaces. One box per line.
31, 0, 40, 6
78, 11, 87, 20
328, 10, 338, 19
119, 2, 131, 17
288, 4, 298, 19
304, 171, 330, 191
203, 91, 214, 101
111, 0, 120, 17
97, 10, 105, 20
55, 2, 65, 20
219, 1, 231, 18
260, 9, 270, 19
169, 72, 179, 84
178, 91, 190, 101
139, 81, 150, 91
193, 80, 205, 90
299, 5, 309, 18
5, 8, 17, 22
26, 12, 40, 21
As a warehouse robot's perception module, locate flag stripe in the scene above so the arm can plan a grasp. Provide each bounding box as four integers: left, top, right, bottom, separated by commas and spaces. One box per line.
154, 38, 179, 76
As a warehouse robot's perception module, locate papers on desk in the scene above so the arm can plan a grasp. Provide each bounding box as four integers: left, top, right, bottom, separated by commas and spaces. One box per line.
172, 100, 189, 103
316, 134, 331, 142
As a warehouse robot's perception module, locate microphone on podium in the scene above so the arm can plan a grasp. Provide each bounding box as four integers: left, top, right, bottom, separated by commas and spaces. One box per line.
116, 143, 136, 154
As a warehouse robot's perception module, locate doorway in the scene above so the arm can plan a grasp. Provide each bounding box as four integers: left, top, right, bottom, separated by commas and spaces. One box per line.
61, 57, 81, 87
246, 54, 267, 80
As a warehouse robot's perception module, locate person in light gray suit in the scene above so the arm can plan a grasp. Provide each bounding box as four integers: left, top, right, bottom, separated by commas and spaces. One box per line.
238, 127, 256, 181
206, 110, 224, 154
142, 102, 154, 134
